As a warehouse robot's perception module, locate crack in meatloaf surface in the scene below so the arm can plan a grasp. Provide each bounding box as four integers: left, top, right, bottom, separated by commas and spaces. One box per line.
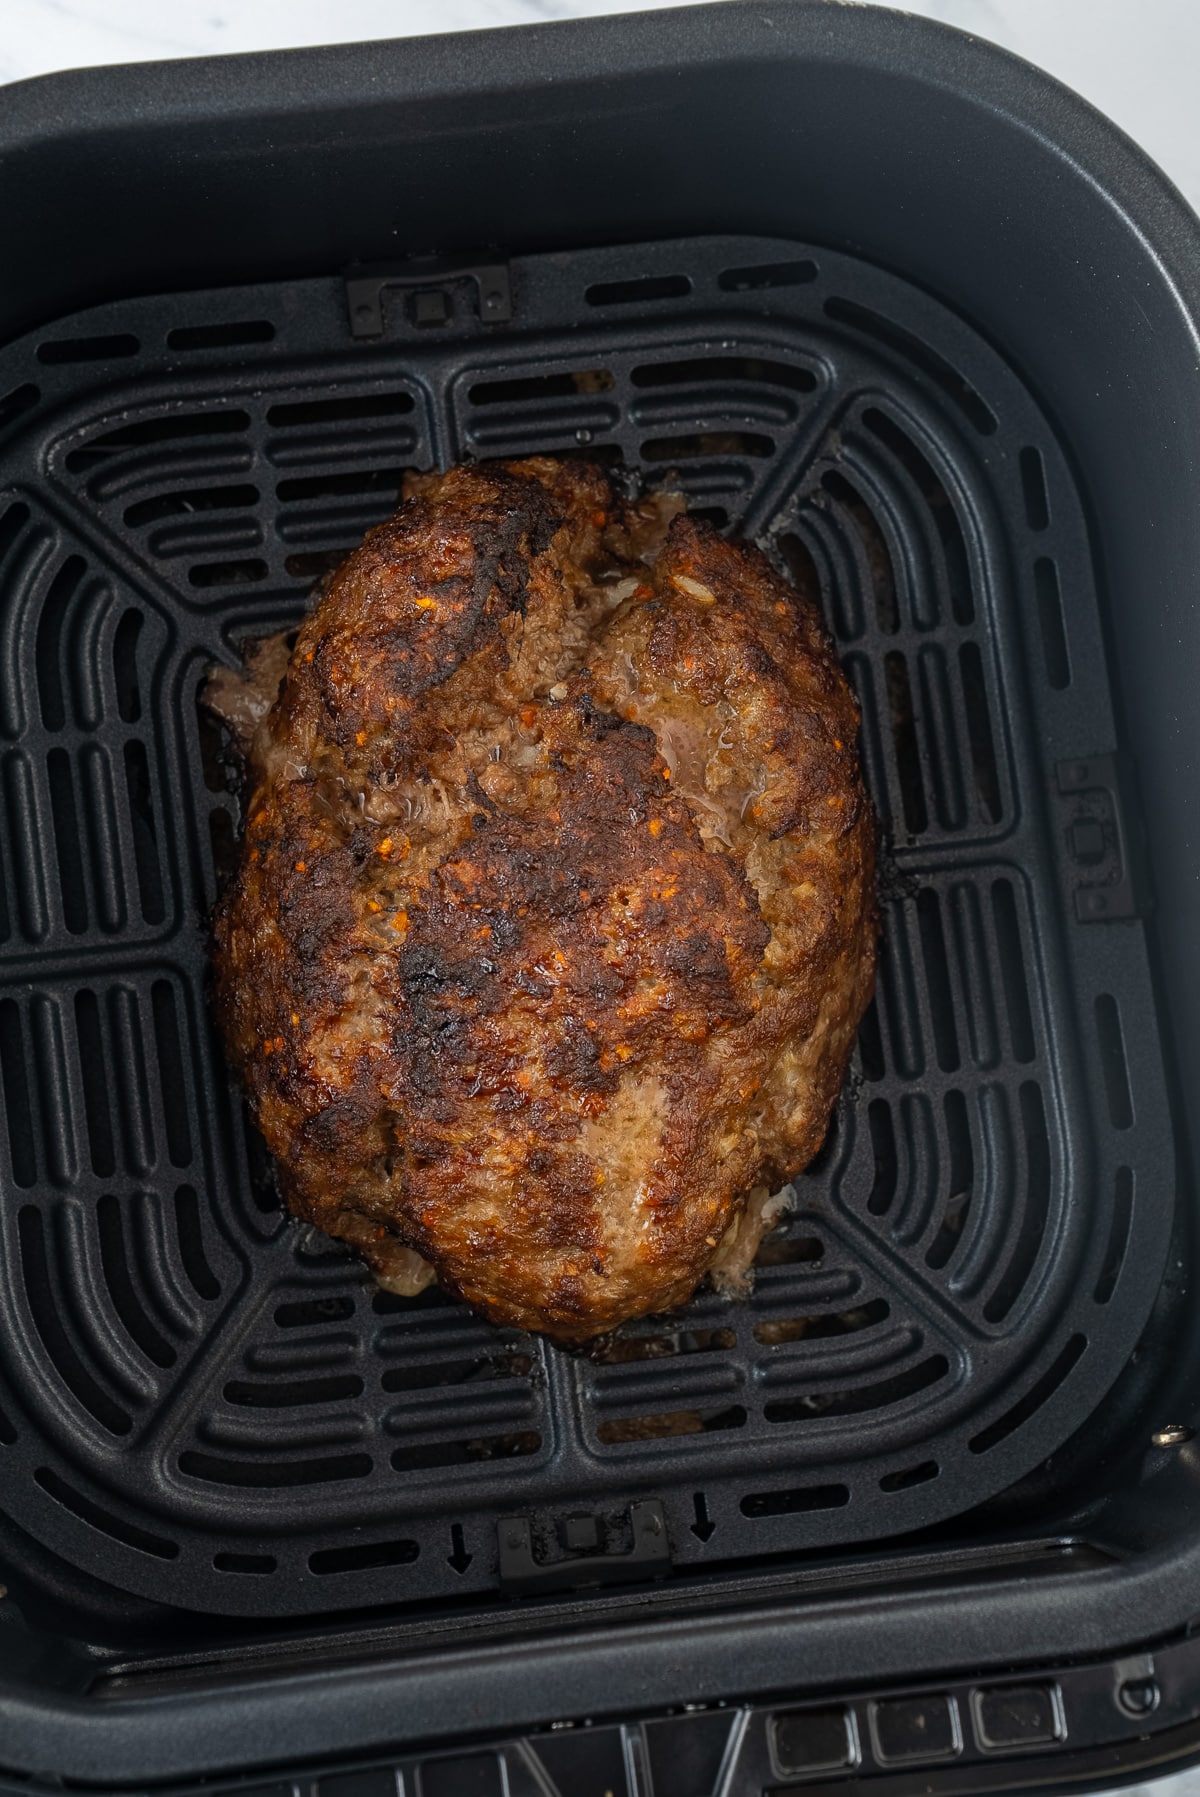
209, 456, 877, 1341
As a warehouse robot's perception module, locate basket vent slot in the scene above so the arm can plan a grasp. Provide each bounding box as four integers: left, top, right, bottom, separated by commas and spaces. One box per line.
36, 556, 86, 730
991, 880, 1036, 1063
632, 354, 816, 393
179, 1450, 372, 1487
0, 999, 36, 1185
275, 1295, 355, 1330
37, 335, 138, 366
96, 1194, 177, 1369
382, 1351, 533, 1391
753, 1301, 888, 1346
1020, 446, 1050, 530
65, 408, 251, 474
1094, 1168, 1134, 1305
969, 1332, 1086, 1454
470, 370, 613, 406
925, 1091, 974, 1271
0, 386, 39, 431
391, 1432, 541, 1472
586, 274, 691, 306
741, 1483, 849, 1516
309, 1537, 419, 1575
719, 258, 818, 291
150, 980, 192, 1168
591, 1328, 736, 1367
826, 297, 996, 435
268, 390, 415, 428
19, 1206, 132, 1434
48, 749, 88, 932
168, 321, 275, 351
36, 1466, 177, 1556
1095, 994, 1133, 1129
122, 741, 165, 923
642, 431, 773, 463
1034, 558, 1070, 688
764, 1355, 950, 1423
880, 1460, 939, 1492
214, 1551, 276, 1574
173, 1185, 221, 1301
983, 1081, 1051, 1324
597, 1406, 746, 1445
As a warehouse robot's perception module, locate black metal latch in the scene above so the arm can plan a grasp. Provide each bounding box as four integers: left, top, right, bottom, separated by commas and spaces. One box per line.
345, 255, 512, 338
498, 1499, 671, 1594
1056, 752, 1142, 922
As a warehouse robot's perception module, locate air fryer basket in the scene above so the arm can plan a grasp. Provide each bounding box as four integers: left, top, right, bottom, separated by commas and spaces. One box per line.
0, 5, 1198, 1792
0, 231, 1173, 1619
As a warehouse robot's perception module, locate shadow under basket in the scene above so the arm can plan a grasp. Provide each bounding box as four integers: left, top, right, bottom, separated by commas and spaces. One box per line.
0, 5, 1198, 1794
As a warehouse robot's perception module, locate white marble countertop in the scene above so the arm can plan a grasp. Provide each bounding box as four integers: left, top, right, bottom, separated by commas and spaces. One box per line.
2, 3, 1198, 1794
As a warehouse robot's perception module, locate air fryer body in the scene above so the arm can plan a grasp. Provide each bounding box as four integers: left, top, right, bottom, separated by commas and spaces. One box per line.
0, 6, 1197, 1792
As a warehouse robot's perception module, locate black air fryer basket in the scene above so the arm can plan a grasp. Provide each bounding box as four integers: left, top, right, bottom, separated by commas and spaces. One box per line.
0, 5, 1198, 1792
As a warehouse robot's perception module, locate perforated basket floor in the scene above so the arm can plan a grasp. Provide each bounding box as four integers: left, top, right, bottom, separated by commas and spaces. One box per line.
0, 235, 1173, 1618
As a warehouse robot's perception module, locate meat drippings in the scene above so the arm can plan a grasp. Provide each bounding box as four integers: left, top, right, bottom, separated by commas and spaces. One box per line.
602, 663, 767, 850
708, 1183, 796, 1296
203, 628, 295, 757
654, 710, 767, 849
374, 1246, 439, 1297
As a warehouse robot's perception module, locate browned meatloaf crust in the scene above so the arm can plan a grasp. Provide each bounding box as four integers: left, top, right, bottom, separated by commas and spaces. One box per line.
210, 456, 876, 1341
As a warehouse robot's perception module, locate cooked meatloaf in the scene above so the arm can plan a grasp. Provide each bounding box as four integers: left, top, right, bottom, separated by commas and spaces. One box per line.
209, 456, 876, 1340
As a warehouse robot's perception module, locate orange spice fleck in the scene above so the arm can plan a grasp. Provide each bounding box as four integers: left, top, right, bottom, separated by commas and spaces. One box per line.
294, 861, 307, 873
392, 910, 409, 935
290, 1012, 300, 1026
415, 596, 437, 611
378, 837, 393, 856
356, 731, 367, 746
648, 817, 662, 837
519, 703, 538, 727
304, 650, 313, 662
367, 899, 381, 912
615, 1044, 633, 1061
634, 584, 653, 599
834, 738, 843, 751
